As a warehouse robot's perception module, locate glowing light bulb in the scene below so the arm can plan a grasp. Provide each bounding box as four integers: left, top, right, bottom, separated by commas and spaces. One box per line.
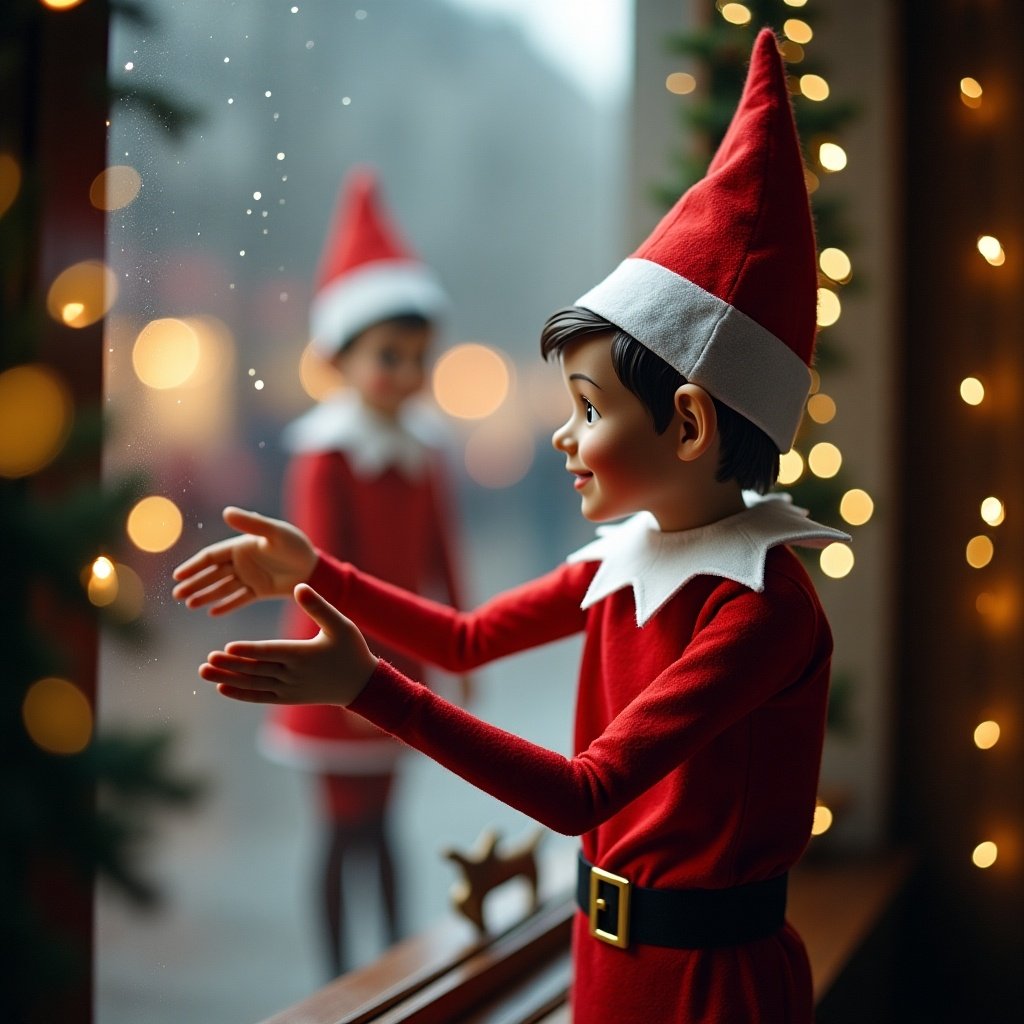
22, 677, 93, 755
820, 543, 854, 579
89, 165, 142, 211
783, 19, 813, 44
806, 393, 836, 424
973, 721, 1000, 750
819, 247, 852, 282
720, 4, 752, 26
0, 364, 73, 478
127, 495, 184, 553
980, 497, 1004, 526
666, 72, 697, 95
811, 804, 833, 835
959, 377, 985, 405
92, 556, 114, 580
46, 260, 117, 329
960, 77, 983, 108
965, 535, 994, 569
818, 142, 848, 172
808, 442, 842, 479
778, 449, 804, 485
432, 343, 510, 420
799, 74, 829, 101
977, 235, 1005, 267
816, 288, 841, 328
972, 841, 997, 869
840, 489, 874, 526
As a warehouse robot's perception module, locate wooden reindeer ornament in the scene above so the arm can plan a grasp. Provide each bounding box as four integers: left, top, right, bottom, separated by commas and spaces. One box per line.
443, 827, 544, 933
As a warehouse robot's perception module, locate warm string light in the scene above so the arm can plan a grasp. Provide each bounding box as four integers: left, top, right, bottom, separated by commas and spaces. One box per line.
959, 65, 1013, 872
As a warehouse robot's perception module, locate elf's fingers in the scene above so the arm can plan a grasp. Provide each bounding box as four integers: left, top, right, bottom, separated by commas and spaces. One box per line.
172, 539, 241, 584
293, 583, 351, 637
221, 639, 300, 662
222, 506, 282, 540
216, 683, 284, 704
206, 650, 287, 674
200, 660, 283, 691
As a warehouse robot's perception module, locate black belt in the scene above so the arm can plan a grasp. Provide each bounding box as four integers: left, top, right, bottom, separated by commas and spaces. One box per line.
576, 851, 787, 950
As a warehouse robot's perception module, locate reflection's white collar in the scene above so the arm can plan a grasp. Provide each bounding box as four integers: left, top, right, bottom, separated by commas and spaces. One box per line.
281, 389, 434, 478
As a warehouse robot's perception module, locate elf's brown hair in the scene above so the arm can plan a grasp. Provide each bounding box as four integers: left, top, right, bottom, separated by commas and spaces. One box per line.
540, 306, 780, 494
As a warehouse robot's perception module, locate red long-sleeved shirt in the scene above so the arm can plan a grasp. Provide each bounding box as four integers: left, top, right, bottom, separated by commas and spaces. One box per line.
308, 542, 830, 1022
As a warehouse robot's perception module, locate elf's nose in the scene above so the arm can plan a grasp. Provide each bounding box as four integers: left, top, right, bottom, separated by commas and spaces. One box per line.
552, 419, 575, 454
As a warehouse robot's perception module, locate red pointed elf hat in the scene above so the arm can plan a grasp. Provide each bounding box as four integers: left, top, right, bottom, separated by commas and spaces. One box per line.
575, 28, 816, 452
309, 167, 448, 357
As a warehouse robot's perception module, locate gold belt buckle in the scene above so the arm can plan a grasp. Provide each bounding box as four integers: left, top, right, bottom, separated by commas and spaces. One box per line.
588, 865, 631, 949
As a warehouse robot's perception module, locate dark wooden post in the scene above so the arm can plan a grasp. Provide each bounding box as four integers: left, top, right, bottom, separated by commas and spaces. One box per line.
895, 1, 1024, 1018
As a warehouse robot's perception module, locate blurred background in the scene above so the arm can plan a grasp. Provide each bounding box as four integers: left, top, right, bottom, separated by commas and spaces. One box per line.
2, 1, 1020, 1022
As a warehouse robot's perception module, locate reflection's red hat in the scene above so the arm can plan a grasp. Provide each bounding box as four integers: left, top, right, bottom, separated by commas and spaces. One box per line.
310, 167, 447, 357
575, 28, 816, 451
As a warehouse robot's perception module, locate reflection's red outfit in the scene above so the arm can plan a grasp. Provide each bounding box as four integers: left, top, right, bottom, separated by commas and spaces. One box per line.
307, 501, 838, 1022
261, 397, 462, 822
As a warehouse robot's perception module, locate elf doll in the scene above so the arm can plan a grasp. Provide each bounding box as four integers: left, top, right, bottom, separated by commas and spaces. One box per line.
263, 167, 467, 975
175, 31, 851, 1021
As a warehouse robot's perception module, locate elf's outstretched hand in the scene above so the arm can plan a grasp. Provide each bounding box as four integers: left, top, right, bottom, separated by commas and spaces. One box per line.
198, 583, 378, 706
172, 506, 318, 615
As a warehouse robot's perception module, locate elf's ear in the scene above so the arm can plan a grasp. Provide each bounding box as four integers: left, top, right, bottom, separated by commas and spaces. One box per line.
673, 384, 719, 463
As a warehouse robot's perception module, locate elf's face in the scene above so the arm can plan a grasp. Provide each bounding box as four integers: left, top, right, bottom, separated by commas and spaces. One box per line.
335, 320, 433, 418
552, 334, 685, 526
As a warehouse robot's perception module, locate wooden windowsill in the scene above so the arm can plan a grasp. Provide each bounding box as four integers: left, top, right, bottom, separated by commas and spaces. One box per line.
259, 849, 913, 1024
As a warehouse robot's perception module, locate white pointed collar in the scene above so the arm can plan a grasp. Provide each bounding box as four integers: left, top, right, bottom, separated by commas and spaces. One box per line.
280, 389, 433, 479
566, 492, 852, 626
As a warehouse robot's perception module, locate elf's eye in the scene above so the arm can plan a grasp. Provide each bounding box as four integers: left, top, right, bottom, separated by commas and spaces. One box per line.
582, 397, 600, 424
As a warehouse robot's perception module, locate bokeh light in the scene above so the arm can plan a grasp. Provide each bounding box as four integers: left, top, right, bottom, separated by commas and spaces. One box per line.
820, 543, 854, 579
127, 495, 184, 553
806, 393, 836, 424
960, 77, 983, 109
840, 488, 874, 526
666, 72, 697, 95
89, 164, 143, 211
778, 39, 804, 64
965, 535, 994, 569
298, 342, 346, 401
41, 0, 88, 9
980, 496, 1005, 526
966, 536, 991, 569
22, 677, 93, 755
132, 318, 201, 389
811, 803, 833, 836
432, 343, 510, 420
108, 562, 146, 623
720, 3, 752, 26
818, 142, 848, 172
799, 74, 829, 101
972, 841, 998, 869
973, 720, 1000, 750
819, 247, 852, 283
783, 18, 813, 44
0, 152, 21, 218
86, 556, 119, 607
46, 260, 118, 328
976, 235, 1005, 267
0, 364, 73, 478
777, 448, 804, 485
808, 441, 842, 478
816, 287, 841, 327
959, 376, 985, 405
464, 416, 535, 489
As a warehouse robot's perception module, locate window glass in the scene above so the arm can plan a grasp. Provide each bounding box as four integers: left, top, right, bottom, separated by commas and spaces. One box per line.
98, 2, 630, 1020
